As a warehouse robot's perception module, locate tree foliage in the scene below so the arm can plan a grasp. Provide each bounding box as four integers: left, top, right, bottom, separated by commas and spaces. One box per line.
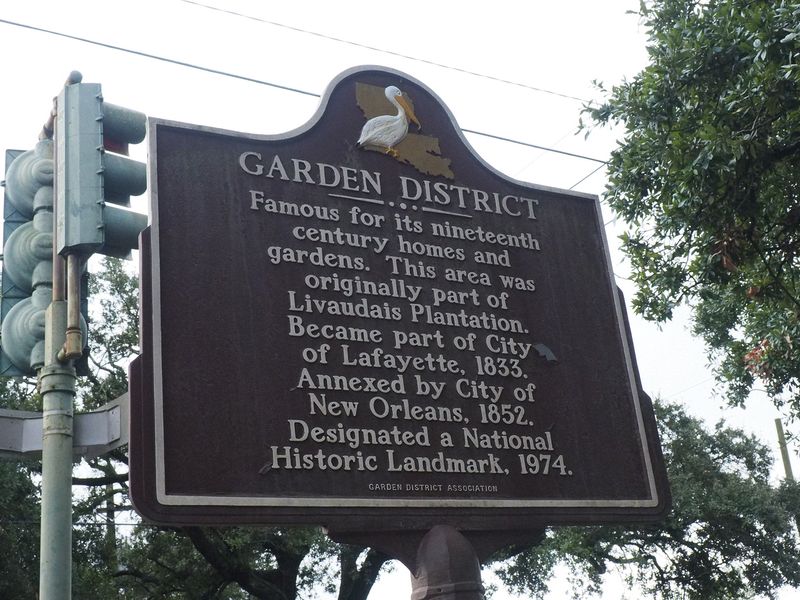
0, 459, 39, 600
1, 180, 799, 597
494, 400, 800, 599
0, 258, 392, 599
1, 257, 799, 598
584, 0, 800, 411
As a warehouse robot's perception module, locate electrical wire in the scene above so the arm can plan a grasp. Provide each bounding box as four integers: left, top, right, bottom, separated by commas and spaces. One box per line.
515, 128, 577, 177
569, 162, 607, 190
0, 18, 319, 98
177, 0, 593, 104
463, 129, 607, 164
663, 376, 716, 400
0, 520, 151, 527
0, 17, 609, 169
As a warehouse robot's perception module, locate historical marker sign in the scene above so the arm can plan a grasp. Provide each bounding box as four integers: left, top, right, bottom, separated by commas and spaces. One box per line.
129, 67, 669, 528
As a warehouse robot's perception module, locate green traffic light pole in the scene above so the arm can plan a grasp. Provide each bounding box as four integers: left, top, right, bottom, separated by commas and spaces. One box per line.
39, 286, 75, 600
36, 69, 147, 599
38, 71, 82, 600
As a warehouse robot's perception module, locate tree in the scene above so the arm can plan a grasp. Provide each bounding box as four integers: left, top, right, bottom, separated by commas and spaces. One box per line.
0, 257, 391, 599
0, 372, 44, 599
584, 0, 800, 413
1, 261, 799, 599
493, 400, 800, 599
0, 459, 39, 600
114, 525, 388, 600
83, 258, 800, 599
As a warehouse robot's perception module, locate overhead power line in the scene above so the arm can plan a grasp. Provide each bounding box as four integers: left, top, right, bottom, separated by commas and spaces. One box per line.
462, 129, 606, 164
0, 18, 319, 98
0, 17, 609, 171
0, 519, 148, 527
569, 163, 607, 190
178, 0, 593, 104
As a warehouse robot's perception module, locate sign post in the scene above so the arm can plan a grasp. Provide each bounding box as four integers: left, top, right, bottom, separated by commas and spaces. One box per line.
131, 66, 669, 594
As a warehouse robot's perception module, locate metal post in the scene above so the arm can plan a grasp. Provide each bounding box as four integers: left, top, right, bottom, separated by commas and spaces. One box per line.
775, 418, 795, 482
39, 78, 77, 598
39, 299, 75, 599
58, 253, 83, 361
775, 418, 800, 535
410, 526, 484, 600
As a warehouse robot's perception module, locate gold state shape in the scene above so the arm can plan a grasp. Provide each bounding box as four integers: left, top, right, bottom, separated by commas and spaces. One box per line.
356, 82, 454, 179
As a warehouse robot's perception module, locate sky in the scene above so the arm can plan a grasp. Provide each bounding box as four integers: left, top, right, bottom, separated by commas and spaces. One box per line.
0, 1, 797, 598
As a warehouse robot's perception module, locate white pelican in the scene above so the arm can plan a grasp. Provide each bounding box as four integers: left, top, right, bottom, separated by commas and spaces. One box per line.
357, 85, 421, 157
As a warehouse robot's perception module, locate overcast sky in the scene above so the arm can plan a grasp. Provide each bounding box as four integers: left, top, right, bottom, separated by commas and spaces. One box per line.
1, 1, 797, 598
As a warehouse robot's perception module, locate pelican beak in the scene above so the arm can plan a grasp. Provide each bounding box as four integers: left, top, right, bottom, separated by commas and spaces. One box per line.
397, 94, 422, 130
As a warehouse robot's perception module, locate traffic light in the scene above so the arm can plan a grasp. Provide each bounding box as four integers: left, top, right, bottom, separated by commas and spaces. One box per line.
1, 142, 56, 375
56, 81, 148, 258
1, 79, 147, 375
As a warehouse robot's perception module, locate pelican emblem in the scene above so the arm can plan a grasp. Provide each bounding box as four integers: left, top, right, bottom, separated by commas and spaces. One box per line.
356, 85, 421, 158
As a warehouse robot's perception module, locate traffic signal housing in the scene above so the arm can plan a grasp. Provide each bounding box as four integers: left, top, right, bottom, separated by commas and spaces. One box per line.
1, 143, 55, 375
56, 82, 148, 259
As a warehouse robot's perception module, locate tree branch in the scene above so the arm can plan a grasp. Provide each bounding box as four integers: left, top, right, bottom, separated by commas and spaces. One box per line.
337, 546, 390, 600
183, 527, 293, 600
72, 472, 129, 486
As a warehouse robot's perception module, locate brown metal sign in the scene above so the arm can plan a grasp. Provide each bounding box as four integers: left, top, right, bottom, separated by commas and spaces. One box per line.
129, 66, 669, 528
